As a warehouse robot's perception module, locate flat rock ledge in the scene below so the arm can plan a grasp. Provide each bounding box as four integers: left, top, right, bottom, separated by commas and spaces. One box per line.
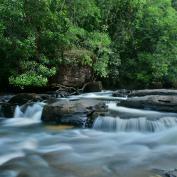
41, 100, 108, 127
113, 89, 177, 97
118, 95, 177, 112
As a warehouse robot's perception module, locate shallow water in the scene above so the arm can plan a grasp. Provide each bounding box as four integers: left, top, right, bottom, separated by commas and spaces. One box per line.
0, 92, 177, 177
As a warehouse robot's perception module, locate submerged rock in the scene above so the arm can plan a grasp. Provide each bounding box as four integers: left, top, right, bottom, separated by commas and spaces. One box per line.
119, 95, 177, 112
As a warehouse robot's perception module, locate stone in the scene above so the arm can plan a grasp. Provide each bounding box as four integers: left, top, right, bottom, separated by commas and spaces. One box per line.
86, 102, 109, 128
1, 103, 16, 118
83, 81, 102, 93
112, 89, 131, 97
52, 64, 92, 88
119, 95, 177, 112
8, 93, 41, 106
41, 100, 87, 125
41, 100, 108, 127
128, 89, 177, 97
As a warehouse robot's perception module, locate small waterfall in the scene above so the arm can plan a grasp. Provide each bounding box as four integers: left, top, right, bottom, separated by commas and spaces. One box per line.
93, 116, 177, 132
3, 102, 44, 127
14, 106, 23, 118
15, 103, 44, 119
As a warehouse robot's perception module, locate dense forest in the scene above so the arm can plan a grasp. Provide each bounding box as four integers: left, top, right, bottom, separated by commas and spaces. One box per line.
1, 0, 177, 90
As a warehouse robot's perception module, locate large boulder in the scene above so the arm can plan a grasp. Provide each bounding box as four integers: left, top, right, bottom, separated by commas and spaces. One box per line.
41, 100, 108, 127
1, 103, 16, 118
119, 95, 177, 112
52, 64, 92, 88
8, 93, 41, 105
41, 100, 87, 124
83, 81, 102, 93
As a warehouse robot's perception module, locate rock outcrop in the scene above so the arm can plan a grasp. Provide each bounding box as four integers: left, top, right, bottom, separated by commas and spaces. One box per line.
83, 81, 103, 93
41, 100, 108, 127
112, 89, 177, 98
128, 89, 177, 97
8, 93, 41, 105
112, 89, 131, 97
119, 95, 177, 112
53, 64, 92, 88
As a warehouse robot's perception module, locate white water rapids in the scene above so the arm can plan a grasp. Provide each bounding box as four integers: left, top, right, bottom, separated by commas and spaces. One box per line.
0, 92, 177, 177
2, 102, 44, 127
93, 102, 177, 132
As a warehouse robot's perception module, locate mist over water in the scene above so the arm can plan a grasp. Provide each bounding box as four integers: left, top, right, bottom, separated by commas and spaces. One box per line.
0, 92, 177, 177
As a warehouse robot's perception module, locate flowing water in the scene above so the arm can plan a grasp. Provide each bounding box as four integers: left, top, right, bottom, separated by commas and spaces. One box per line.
0, 92, 177, 177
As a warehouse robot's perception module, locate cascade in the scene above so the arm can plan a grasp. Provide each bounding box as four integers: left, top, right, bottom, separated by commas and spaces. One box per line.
93, 116, 177, 132
3, 102, 44, 126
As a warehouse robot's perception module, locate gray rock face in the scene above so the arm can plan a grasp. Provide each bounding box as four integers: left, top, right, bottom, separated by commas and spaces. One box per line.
83, 81, 103, 93
53, 64, 92, 87
8, 93, 41, 105
1, 103, 16, 118
119, 95, 177, 112
41, 100, 108, 127
41, 100, 87, 124
128, 89, 177, 97
112, 89, 131, 97
112, 89, 177, 98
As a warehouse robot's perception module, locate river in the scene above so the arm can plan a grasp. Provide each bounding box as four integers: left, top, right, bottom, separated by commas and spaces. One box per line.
0, 91, 177, 177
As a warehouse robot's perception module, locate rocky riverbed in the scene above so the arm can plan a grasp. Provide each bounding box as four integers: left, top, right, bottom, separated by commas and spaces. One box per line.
0, 90, 177, 177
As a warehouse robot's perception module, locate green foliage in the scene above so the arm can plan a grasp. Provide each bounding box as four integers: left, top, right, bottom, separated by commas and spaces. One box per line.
9, 61, 56, 87
0, 0, 111, 87
1, 0, 177, 89
98, 0, 177, 88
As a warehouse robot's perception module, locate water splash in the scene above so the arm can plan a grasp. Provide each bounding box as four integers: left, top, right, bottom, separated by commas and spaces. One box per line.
3, 102, 44, 127
93, 116, 177, 132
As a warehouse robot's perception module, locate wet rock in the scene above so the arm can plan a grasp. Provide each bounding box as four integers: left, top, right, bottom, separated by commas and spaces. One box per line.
8, 93, 41, 106
45, 97, 58, 104
153, 168, 177, 177
83, 81, 102, 93
112, 89, 131, 97
38, 94, 51, 100
128, 89, 177, 97
56, 90, 73, 98
53, 64, 92, 87
1, 103, 16, 118
86, 102, 109, 128
41, 100, 87, 125
41, 100, 108, 127
119, 95, 177, 112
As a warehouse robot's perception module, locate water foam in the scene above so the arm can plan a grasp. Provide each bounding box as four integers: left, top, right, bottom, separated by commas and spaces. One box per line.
3, 102, 44, 127
93, 116, 177, 132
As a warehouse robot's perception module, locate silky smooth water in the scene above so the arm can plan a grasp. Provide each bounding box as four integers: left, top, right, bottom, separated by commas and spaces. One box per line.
0, 92, 177, 177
